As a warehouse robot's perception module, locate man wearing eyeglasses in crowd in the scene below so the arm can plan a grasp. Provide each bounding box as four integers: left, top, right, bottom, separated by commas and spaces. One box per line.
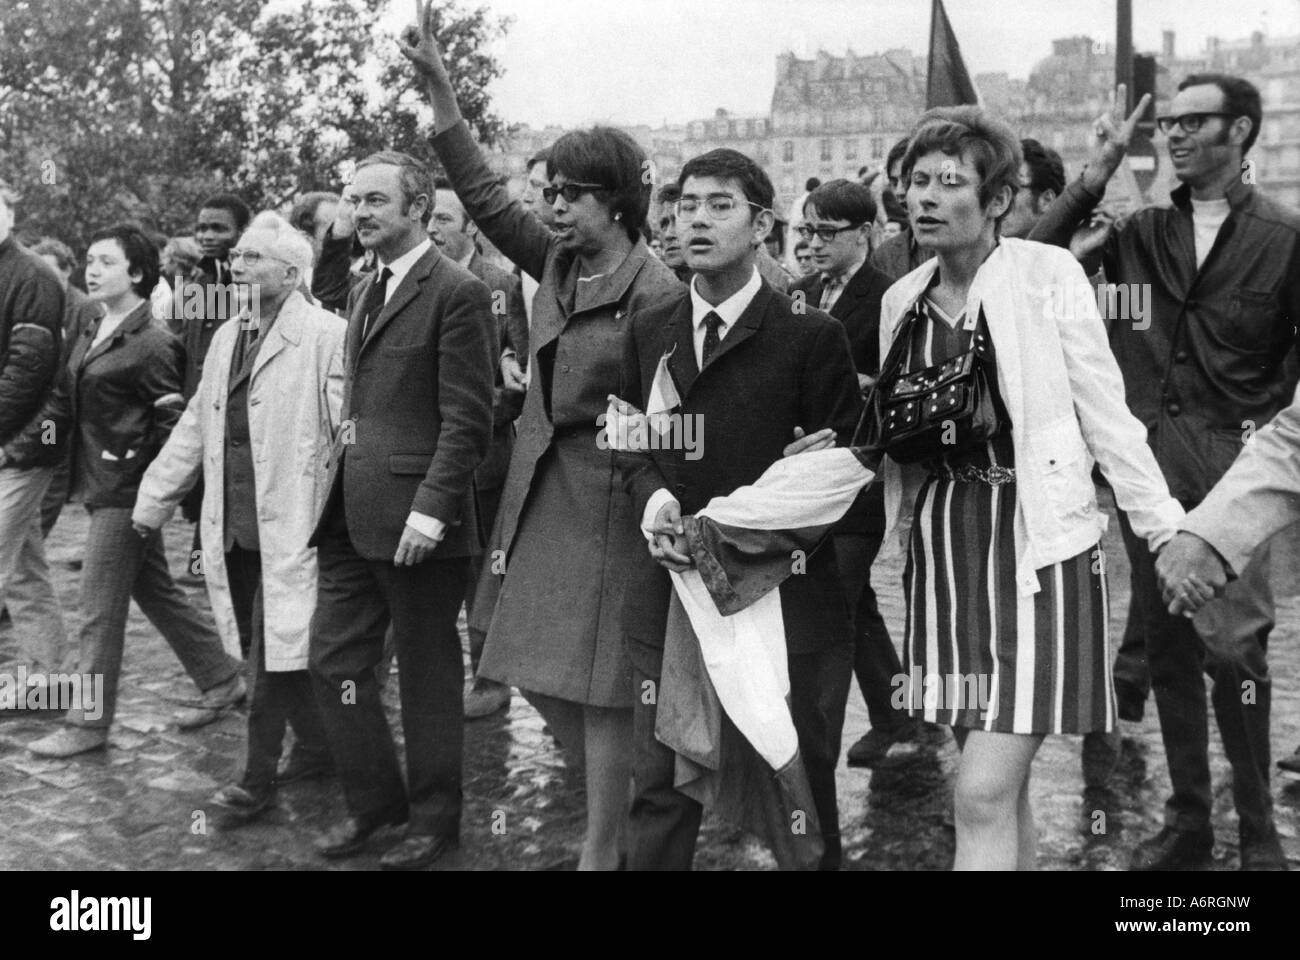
789, 180, 934, 771
616, 150, 861, 870
1031, 74, 1300, 872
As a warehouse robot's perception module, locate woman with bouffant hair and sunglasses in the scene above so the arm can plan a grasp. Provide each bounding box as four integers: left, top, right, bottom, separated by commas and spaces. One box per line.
400, 2, 681, 869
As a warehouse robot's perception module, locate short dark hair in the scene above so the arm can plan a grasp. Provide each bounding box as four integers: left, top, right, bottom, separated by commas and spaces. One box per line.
886, 137, 911, 175
1178, 73, 1263, 154
549, 127, 650, 242
678, 149, 775, 216
794, 238, 810, 254
288, 192, 338, 236
656, 182, 681, 229
527, 147, 551, 176
356, 151, 434, 225
198, 193, 252, 233
31, 237, 76, 274
804, 178, 877, 227
1020, 138, 1065, 199
902, 106, 1022, 225
804, 177, 821, 192
89, 222, 160, 297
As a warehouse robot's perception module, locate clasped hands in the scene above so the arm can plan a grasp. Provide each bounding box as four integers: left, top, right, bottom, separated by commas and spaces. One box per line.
1155, 532, 1230, 618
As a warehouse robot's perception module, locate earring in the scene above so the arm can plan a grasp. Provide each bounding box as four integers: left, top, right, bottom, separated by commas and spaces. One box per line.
614, 212, 623, 221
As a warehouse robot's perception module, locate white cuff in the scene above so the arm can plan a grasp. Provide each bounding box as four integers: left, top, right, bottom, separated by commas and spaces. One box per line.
641, 488, 679, 539
405, 511, 446, 542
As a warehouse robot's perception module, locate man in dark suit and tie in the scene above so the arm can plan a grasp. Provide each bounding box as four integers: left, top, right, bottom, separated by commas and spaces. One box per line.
308, 150, 495, 870
789, 179, 924, 768
617, 149, 862, 870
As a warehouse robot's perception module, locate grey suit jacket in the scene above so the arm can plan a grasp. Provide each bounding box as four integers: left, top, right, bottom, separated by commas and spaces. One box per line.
311, 243, 495, 560
1182, 384, 1300, 575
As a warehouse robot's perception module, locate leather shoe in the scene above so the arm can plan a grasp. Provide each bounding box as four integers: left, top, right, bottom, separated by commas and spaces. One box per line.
169, 673, 247, 710
846, 722, 917, 768
379, 833, 459, 871
28, 726, 108, 758
211, 783, 273, 810
316, 806, 407, 860
1130, 826, 1213, 871
211, 784, 275, 829
464, 678, 511, 720
1240, 831, 1289, 871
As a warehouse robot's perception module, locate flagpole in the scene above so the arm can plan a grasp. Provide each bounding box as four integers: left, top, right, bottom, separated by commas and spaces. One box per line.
926, 0, 938, 109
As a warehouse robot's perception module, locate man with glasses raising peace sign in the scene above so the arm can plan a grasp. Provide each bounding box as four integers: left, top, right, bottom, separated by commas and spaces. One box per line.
1031, 75, 1300, 872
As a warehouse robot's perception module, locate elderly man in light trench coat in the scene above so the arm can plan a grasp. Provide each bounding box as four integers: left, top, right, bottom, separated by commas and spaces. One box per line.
133, 212, 347, 828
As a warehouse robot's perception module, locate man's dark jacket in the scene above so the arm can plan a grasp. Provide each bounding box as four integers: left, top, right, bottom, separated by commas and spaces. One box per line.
790, 260, 894, 536
1030, 176, 1300, 504
0, 237, 63, 463
6, 301, 185, 507
616, 280, 862, 652
309, 244, 495, 560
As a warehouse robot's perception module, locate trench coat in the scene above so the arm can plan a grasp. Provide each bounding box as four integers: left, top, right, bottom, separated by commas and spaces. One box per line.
132, 292, 347, 670
433, 120, 683, 706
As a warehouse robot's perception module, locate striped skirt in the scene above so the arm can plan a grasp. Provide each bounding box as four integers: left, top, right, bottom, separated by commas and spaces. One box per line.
901, 475, 1115, 735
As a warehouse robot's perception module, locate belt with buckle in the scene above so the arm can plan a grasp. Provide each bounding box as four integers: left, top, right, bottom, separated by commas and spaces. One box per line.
930, 463, 1017, 485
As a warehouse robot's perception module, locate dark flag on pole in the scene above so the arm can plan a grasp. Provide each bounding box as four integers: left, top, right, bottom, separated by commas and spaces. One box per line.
926, 0, 980, 109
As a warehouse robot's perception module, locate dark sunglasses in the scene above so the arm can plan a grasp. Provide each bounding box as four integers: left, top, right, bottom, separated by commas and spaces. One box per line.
542, 181, 606, 204
1155, 112, 1237, 135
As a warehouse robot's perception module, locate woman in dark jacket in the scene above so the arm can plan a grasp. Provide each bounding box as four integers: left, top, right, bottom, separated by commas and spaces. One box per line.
24, 223, 243, 758
402, 8, 682, 869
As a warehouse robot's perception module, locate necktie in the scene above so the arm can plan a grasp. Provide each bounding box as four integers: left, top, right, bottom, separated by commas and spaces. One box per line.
701, 311, 723, 367
361, 267, 392, 340
820, 276, 842, 312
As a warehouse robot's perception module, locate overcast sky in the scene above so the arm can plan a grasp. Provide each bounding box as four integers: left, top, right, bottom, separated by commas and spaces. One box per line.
378, 0, 1300, 128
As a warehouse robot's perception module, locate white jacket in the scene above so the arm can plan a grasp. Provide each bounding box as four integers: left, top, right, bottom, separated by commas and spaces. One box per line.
878, 238, 1184, 596
133, 292, 346, 670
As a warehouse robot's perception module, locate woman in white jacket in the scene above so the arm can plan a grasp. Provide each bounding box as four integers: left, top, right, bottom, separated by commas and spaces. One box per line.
873, 108, 1184, 869
622, 107, 1185, 871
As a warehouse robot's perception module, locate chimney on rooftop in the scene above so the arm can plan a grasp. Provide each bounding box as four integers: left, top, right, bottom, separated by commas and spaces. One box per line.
1162, 30, 1175, 60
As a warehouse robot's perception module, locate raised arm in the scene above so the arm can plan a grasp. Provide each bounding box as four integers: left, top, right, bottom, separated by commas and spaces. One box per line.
312, 196, 360, 316
1028, 84, 1150, 264
400, 0, 552, 280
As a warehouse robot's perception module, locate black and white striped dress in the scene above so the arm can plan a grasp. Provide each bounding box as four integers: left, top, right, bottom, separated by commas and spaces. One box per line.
899, 298, 1115, 735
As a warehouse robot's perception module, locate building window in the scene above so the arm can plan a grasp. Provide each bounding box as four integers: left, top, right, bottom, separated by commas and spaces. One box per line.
871, 138, 884, 158
783, 140, 795, 163
844, 139, 858, 161
820, 139, 832, 162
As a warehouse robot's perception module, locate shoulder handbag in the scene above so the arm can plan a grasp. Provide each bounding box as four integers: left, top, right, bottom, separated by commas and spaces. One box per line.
853, 302, 1000, 464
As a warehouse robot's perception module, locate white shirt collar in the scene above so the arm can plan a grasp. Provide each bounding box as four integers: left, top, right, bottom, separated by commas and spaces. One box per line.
456, 246, 475, 270
378, 238, 433, 288
689, 265, 763, 331
821, 251, 869, 286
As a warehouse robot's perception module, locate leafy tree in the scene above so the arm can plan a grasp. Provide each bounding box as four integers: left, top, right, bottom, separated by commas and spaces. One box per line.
0, 0, 510, 247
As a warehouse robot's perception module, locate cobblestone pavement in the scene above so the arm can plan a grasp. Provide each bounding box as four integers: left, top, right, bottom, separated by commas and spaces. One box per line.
1, 495, 1296, 871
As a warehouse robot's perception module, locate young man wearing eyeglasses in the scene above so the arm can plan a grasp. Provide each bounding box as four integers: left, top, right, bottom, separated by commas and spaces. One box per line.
789, 179, 937, 772
1032, 74, 1300, 872
616, 149, 861, 870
